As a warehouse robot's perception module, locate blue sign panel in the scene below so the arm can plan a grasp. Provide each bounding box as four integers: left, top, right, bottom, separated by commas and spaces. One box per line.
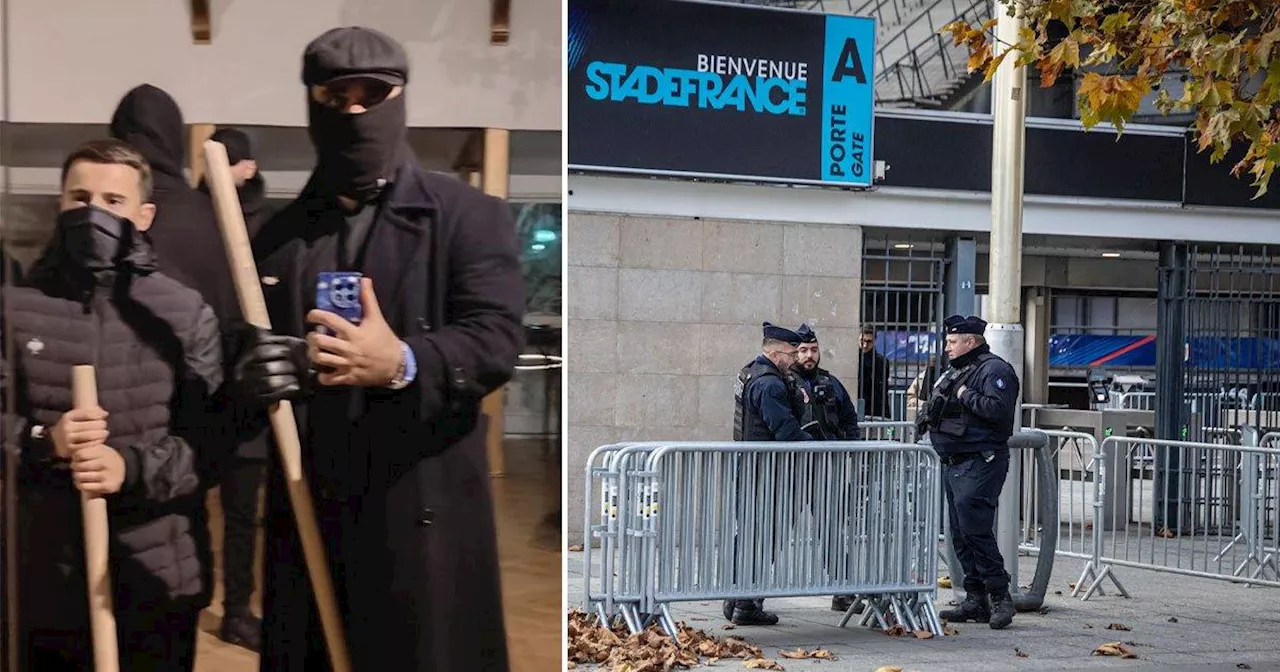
568, 0, 877, 187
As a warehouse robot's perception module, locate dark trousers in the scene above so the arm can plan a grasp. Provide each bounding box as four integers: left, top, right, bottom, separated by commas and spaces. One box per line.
222, 456, 266, 614
27, 609, 198, 672
943, 449, 1010, 595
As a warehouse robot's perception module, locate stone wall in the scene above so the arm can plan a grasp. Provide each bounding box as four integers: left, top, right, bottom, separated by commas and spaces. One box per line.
567, 213, 863, 542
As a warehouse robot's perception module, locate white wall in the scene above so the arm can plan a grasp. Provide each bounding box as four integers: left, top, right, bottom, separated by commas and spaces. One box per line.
1, 0, 560, 129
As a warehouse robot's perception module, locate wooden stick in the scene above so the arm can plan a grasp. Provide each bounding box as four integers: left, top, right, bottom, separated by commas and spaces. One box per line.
481, 128, 511, 478
71, 366, 119, 672
202, 140, 352, 672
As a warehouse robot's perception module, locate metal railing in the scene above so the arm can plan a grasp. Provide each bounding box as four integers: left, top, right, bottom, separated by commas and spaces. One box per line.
1018, 430, 1098, 562
1078, 430, 1280, 599
874, 0, 989, 105
582, 440, 944, 636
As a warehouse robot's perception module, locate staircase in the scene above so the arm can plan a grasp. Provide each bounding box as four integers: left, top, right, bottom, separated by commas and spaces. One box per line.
730, 0, 993, 108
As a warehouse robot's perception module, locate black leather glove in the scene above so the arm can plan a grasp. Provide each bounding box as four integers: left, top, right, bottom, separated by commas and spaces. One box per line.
229, 324, 312, 407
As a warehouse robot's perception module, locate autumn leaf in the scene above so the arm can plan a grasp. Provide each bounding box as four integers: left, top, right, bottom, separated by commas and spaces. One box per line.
1015, 647, 1030, 658
1106, 623, 1132, 631
874, 668, 904, 672
913, 630, 934, 640
938, 576, 952, 589
946, 0, 1280, 196
1094, 641, 1138, 659
743, 659, 785, 670
568, 544, 584, 552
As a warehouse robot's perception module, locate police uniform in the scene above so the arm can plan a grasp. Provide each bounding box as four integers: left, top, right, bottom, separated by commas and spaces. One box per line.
790, 324, 860, 441
725, 322, 811, 626
791, 323, 866, 614
919, 315, 1019, 629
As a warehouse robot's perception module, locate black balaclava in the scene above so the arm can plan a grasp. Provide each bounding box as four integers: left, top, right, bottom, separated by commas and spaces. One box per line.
307, 93, 409, 203
56, 205, 136, 273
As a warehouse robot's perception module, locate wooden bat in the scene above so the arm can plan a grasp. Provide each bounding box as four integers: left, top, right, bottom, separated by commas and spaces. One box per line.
202, 139, 352, 672
71, 366, 118, 672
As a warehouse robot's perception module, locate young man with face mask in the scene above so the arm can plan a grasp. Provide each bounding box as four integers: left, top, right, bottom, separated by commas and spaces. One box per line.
0, 139, 271, 671
231, 26, 525, 671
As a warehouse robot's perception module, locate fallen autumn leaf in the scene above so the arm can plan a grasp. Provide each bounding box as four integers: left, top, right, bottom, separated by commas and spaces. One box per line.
568, 544, 584, 552
1093, 641, 1138, 659
1015, 647, 1029, 658
913, 630, 934, 640
1106, 623, 1132, 631
743, 659, 785, 670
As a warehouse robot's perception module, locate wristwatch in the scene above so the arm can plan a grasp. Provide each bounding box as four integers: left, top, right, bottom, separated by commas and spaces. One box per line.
387, 340, 418, 391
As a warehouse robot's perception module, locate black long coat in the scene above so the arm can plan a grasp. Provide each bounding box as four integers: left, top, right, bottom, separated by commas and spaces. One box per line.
250, 163, 525, 671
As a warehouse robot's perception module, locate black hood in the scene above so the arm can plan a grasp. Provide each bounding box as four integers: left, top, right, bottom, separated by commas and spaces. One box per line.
199, 171, 268, 214
109, 84, 185, 178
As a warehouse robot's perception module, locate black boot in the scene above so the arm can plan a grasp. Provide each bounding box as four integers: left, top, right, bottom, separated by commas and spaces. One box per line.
987, 590, 1014, 630
939, 590, 990, 623
830, 595, 864, 613
220, 610, 262, 652
722, 600, 735, 621
730, 600, 779, 626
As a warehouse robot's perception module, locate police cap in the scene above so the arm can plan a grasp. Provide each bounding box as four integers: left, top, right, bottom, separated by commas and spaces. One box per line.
944, 314, 987, 335
762, 321, 802, 346
796, 323, 818, 343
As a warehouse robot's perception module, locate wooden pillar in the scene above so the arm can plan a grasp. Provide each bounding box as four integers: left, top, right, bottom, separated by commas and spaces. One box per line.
190, 0, 212, 44
490, 0, 511, 44
187, 124, 216, 188
480, 129, 511, 477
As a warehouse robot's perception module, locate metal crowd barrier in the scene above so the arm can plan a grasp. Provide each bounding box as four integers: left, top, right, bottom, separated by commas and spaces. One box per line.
1075, 429, 1280, 599
1017, 429, 1097, 562
582, 441, 944, 637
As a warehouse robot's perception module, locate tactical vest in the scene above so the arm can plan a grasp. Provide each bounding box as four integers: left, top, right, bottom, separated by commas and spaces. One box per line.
733, 359, 785, 441
791, 368, 843, 440
923, 351, 997, 437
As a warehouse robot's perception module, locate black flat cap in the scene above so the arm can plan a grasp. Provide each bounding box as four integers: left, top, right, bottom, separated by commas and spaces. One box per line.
796, 323, 818, 343
303, 26, 409, 87
762, 321, 803, 346
944, 315, 987, 335
211, 128, 252, 165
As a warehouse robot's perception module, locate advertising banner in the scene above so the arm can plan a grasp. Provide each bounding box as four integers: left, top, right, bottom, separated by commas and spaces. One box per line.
568, 0, 877, 187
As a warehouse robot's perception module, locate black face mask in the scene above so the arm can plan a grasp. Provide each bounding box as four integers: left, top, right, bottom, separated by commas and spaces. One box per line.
57, 205, 134, 272
307, 94, 408, 202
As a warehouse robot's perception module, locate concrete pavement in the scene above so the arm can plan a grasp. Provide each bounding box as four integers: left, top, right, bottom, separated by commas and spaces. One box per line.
568, 551, 1280, 671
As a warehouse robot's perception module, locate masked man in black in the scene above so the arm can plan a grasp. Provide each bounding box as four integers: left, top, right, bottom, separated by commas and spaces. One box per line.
233, 27, 525, 671
1, 139, 270, 671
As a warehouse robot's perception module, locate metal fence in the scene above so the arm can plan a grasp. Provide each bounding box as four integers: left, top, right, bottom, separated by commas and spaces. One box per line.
1017, 430, 1097, 563
582, 441, 944, 636
1075, 430, 1280, 598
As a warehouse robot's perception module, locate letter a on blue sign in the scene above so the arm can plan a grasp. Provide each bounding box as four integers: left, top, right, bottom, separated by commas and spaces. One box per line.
821, 15, 876, 186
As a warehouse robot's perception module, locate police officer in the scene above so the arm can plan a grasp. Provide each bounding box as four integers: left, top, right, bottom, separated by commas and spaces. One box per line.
726, 322, 812, 626
791, 323, 860, 442
917, 315, 1019, 629
790, 323, 864, 613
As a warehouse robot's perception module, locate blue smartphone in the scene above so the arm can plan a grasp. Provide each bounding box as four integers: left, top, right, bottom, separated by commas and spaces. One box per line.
315, 272, 363, 335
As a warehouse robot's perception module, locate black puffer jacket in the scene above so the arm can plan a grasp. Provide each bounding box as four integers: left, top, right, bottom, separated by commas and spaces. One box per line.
109, 84, 241, 326
1, 230, 227, 633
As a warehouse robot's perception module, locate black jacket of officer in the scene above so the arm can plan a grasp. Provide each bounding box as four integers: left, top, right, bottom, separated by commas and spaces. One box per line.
735, 323, 813, 442
790, 323, 860, 440
922, 317, 1019, 454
